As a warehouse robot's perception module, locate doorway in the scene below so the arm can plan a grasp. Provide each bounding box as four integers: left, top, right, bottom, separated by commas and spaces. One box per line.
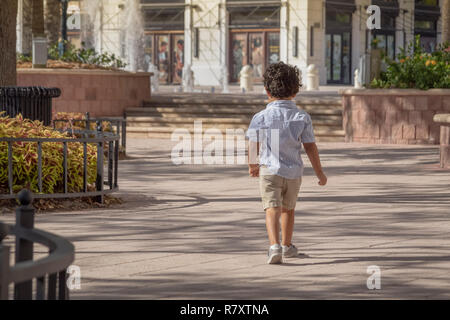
144, 32, 185, 84
229, 30, 280, 83
325, 32, 351, 84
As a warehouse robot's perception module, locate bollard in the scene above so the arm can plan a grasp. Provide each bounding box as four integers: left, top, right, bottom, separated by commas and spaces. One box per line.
221, 66, 230, 94
183, 64, 195, 93
306, 64, 319, 91
354, 69, 362, 89
14, 189, 35, 300
148, 63, 159, 92
239, 65, 253, 93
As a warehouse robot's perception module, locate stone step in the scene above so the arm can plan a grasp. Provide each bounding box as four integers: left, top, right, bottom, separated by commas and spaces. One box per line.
126, 115, 342, 126
128, 93, 344, 142
127, 125, 345, 136
145, 92, 342, 106
127, 104, 343, 116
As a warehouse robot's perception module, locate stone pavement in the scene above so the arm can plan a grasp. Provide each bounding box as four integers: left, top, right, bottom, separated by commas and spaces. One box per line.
3, 139, 450, 299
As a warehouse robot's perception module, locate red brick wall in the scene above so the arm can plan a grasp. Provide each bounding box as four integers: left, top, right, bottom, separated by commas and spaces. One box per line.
341, 89, 450, 145
17, 69, 151, 118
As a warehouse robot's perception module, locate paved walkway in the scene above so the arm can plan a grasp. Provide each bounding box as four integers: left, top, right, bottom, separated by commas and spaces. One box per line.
3, 139, 450, 299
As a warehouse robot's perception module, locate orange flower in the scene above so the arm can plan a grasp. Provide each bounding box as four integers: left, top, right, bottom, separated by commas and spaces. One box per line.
431, 60, 437, 66
426, 60, 431, 66
400, 59, 405, 63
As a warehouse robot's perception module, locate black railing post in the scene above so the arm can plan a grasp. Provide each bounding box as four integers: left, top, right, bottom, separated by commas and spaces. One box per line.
85, 112, 90, 131
14, 189, 35, 300
0, 224, 11, 300
95, 121, 104, 203
122, 114, 127, 155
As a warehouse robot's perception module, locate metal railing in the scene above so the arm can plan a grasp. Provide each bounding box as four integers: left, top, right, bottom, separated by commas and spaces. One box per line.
0, 131, 120, 203
0, 189, 75, 300
52, 112, 127, 155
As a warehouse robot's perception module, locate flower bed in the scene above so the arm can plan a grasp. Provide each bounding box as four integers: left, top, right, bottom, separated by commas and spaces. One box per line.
0, 113, 97, 194
370, 36, 450, 90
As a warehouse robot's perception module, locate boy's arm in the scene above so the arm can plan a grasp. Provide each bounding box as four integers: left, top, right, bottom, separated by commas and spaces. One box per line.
303, 142, 327, 186
248, 141, 259, 177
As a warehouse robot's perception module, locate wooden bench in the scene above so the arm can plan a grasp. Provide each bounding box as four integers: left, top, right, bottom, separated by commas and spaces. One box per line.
433, 114, 450, 168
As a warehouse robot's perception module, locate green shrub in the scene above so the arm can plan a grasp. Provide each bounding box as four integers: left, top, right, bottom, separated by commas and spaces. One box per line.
17, 53, 32, 63
53, 112, 113, 133
370, 35, 450, 90
0, 113, 97, 195
48, 41, 127, 70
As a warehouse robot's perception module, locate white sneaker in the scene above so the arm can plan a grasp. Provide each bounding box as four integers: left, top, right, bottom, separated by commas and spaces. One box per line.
282, 244, 298, 258
267, 244, 283, 264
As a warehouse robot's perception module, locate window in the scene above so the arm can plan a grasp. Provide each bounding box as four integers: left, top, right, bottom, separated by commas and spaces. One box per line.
228, 7, 280, 28
415, 0, 439, 6
415, 20, 436, 31
142, 8, 184, 31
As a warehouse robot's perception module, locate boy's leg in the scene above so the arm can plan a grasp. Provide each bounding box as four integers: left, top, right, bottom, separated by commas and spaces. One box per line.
280, 177, 302, 247
265, 207, 282, 245
281, 208, 295, 246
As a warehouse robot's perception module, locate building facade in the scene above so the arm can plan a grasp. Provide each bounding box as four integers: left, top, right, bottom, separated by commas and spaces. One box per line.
16, 0, 445, 86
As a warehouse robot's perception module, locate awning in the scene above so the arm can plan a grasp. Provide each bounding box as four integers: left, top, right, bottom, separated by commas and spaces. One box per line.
227, 1, 281, 8
415, 3, 441, 20
372, 0, 400, 17
326, 0, 357, 13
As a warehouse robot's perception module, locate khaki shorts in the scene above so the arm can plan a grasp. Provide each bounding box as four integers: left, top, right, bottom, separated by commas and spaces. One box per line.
259, 172, 302, 211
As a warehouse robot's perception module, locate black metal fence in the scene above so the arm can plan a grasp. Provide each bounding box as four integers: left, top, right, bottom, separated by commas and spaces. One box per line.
0, 132, 120, 203
0, 189, 75, 300
52, 112, 127, 154
0, 87, 61, 126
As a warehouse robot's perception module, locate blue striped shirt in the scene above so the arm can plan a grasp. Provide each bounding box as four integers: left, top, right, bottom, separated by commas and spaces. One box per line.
246, 99, 315, 179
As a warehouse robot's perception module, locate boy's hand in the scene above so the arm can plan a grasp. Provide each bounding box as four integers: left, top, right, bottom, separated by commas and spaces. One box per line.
317, 171, 327, 186
249, 164, 259, 177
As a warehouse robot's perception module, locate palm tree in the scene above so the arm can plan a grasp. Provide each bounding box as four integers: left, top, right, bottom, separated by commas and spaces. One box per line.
0, 0, 18, 86
443, 0, 450, 43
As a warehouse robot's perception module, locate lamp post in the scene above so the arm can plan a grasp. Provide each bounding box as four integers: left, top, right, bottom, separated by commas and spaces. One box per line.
60, 0, 68, 54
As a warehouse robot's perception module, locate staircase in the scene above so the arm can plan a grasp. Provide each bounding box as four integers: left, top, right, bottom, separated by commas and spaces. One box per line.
125, 92, 344, 142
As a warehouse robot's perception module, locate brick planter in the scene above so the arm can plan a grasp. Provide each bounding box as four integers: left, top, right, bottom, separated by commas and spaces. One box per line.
17, 69, 152, 118
341, 89, 450, 145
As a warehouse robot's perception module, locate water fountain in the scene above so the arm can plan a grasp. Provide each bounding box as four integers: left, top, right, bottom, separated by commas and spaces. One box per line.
80, 0, 101, 50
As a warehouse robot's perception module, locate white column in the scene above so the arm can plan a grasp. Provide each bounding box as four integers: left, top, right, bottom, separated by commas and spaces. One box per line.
219, 0, 227, 70
280, 0, 289, 63
351, 5, 361, 86
184, 0, 193, 69
396, 9, 405, 57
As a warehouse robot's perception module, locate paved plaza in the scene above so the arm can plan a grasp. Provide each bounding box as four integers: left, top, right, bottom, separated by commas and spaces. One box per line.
3, 138, 450, 299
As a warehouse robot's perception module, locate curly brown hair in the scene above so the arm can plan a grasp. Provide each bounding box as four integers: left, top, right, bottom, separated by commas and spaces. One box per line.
263, 62, 302, 99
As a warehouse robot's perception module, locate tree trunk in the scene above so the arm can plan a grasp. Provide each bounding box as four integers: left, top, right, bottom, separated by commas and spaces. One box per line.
44, 0, 61, 46
442, 0, 450, 43
32, 0, 45, 37
0, 0, 19, 86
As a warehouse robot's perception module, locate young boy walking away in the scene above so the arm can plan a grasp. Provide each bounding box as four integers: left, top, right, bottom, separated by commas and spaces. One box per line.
246, 62, 327, 264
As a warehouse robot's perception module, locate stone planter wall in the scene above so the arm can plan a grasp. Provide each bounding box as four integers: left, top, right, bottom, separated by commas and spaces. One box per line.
341, 89, 450, 145
17, 69, 152, 118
